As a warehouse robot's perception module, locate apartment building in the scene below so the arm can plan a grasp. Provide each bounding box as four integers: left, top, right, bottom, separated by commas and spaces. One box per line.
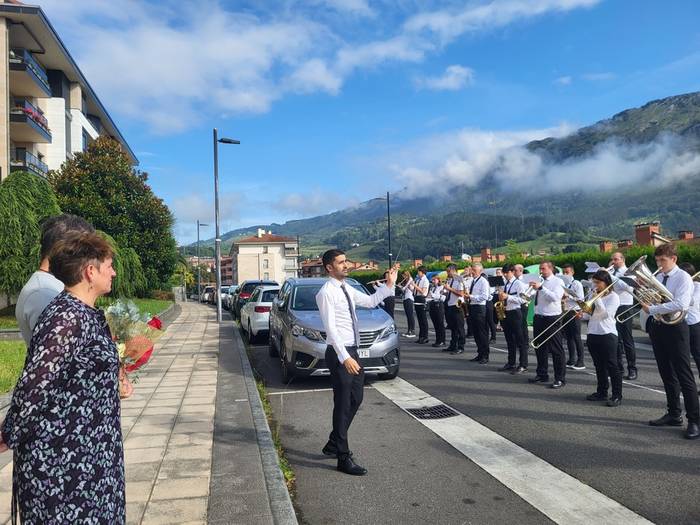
230, 229, 299, 284
0, 1, 136, 180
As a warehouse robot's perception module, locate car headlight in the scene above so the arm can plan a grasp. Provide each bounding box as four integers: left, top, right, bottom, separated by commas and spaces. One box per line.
378, 323, 397, 341
291, 324, 325, 342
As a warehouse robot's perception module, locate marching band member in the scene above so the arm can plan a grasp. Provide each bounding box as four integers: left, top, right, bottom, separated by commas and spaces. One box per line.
466, 263, 491, 363
443, 264, 466, 353
498, 264, 528, 373
610, 252, 638, 380
428, 275, 447, 348
397, 271, 416, 338
562, 264, 586, 370
514, 264, 530, 346
528, 261, 567, 388
641, 244, 699, 439
580, 270, 622, 406
376, 270, 396, 319
679, 263, 700, 391
413, 266, 430, 344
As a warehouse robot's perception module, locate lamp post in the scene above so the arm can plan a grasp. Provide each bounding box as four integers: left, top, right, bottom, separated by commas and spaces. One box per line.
196, 220, 209, 302
386, 191, 391, 267
213, 128, 240, 323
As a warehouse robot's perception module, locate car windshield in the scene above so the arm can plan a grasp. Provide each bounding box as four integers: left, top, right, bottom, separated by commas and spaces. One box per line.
291, 283, 373, 311
242, 283, 260, 294
261, 290, 279, 302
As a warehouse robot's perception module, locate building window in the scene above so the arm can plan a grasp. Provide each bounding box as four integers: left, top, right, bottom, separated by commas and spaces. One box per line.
262, 259, 269, 269
262, 246, 268, 254
82, 129, 90, 151
264, 272, 270, 280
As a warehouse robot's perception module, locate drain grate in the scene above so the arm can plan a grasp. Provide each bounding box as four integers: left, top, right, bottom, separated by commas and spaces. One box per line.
406, 404, 459, 420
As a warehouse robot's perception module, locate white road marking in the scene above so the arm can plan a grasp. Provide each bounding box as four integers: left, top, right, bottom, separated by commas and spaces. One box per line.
268, 386, 375, 396
374, 377, 654, 525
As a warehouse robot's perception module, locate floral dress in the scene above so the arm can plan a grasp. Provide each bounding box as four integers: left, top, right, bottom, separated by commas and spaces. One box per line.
1, 291, 125, 524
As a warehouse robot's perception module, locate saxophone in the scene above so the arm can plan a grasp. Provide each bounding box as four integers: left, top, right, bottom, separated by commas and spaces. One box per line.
495, 295, 507, 321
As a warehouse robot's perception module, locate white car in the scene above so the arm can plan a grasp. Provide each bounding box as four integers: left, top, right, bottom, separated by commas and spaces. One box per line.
240, 285, 280, 344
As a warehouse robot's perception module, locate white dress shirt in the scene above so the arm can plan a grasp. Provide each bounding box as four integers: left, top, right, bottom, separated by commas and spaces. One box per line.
428, 284, 445, 303
414, 275, 429, 301
503, 277, 526, 311
647, 265, 693, 318
686, 282, 700, 326
468, 275, 490, 305
445, 276, 465, 307
316, 277, 393, 363
564, 279, 584, 311
401, 281, 414, 301
534, 275, 565, 316
611, 266, 634, 306
583, 292, 620, 335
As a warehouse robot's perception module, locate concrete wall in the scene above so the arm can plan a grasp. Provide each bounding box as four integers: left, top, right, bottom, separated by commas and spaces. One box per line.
37, 97, 69, 170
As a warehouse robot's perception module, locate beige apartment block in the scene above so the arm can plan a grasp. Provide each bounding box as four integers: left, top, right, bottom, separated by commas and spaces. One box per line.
0, 1, 136, 181
230, 229, 299, 284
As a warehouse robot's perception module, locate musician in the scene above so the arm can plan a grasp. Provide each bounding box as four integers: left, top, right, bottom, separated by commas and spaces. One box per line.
428, 275, 447, 348
679, 263, 700, 386
412, 266, 430, 344
562, 264, 586, 370
466, 263, 491, 363
580, 270, 622, 406
514, 264, 530, 346
373, 270, 395, 319
610, 252, 638, 380
528, 261, 566, 388
640, 244, 699, 439
463, 270, 474, 338
486, 277, 498, 342
397, 271, 416, 338
498, 264, 528, 373
443, 264, 466, 353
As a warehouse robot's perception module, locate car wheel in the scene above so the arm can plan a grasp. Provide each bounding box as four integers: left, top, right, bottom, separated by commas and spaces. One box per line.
247, 322, 257, 345
268, 334, 279, 357
280, 344, 294, 383
378, 366, 399, 380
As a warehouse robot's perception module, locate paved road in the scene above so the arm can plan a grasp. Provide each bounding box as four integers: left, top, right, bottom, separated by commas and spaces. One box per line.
243, 312, 700, 525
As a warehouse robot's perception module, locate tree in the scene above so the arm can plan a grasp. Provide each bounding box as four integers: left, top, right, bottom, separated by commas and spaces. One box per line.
49, 136, 177, 289
0, 171, 61, 299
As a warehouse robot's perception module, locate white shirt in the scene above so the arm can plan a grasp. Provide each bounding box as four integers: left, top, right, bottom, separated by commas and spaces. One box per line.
468, 275, 490, 306
611, 266, 634, 306
686, 282, 700, 326
648, 265, 693, 318
445, 275, 465, 307
583, 292, 620, 335
428, 284, 445, 303
401, 281, 414, 301
316, 278, 393, 364
564, 279, 584, 311
503, 277, 526, 311
534, 275, 564, 316
15, 270, 64, 345
414, 275, 429, 300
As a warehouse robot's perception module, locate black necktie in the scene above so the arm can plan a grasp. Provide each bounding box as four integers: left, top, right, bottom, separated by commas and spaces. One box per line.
340, 283, 359, 347
470, 276, 480, 294
535, 280, 541, 305
446, 279, 453, 303
662, 274, 669, 286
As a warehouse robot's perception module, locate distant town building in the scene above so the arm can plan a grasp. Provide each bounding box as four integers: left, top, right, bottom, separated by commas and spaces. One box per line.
441, 255, 452, 262
221, 256, 233, 285
599, 222, 699, 252
230, 228, 299, 283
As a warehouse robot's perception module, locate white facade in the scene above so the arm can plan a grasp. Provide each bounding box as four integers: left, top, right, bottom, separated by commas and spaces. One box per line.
231, 231, 299, 284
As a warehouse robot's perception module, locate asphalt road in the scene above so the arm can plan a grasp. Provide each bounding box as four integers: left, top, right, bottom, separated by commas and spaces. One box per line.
242, 312, 700, 525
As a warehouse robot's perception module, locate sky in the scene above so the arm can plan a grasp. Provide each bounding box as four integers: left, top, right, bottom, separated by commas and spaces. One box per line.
36, 0, 700, 244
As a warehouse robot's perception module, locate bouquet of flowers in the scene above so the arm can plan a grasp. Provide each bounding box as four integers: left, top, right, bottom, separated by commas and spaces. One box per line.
105, 300, 163, 383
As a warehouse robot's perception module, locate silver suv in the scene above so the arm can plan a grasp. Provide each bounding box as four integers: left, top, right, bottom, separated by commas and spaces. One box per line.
269, 277, 400, 381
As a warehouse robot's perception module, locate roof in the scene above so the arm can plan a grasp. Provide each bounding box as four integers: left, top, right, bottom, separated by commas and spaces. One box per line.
235, 233, 297, 244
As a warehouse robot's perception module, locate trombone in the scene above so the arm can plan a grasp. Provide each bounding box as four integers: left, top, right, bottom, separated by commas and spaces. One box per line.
531, 282, 616, 350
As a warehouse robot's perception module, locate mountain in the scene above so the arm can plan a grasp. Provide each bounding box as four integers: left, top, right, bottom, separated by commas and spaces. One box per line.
192, 91, 700, 260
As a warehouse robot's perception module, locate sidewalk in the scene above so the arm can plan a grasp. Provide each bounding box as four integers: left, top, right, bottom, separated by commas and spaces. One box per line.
0, 302, 295, 525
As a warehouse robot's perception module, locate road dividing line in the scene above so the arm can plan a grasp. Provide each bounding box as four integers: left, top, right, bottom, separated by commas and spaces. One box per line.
373, 377, 654, 525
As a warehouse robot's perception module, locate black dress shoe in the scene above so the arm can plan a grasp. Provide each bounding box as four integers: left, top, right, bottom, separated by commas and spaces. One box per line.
490, 337, 497, 342
649, 414, 684, 427
549, 380, 565, 389
478, 358, 489, 364
450, 349, 464, 355
322, 442, 352, 458
498, 364, 515, 371
528, 376, 548, 383
442, 346, 453, 352
511, 366, 527, 375
624, 370, 638, 380
469, 355, 481, 362
418, 338, 429, 344
337, 456, 367, 476
685, 422, 700, 440
432, 341, 445, 348
606, 397, 622, 407
586, 392, 607, 401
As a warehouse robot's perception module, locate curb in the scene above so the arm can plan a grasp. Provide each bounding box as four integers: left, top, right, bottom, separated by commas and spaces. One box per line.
233, 326, 298, 525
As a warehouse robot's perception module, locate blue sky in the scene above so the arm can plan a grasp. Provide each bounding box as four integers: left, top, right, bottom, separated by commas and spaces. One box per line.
38, 0, 700, 243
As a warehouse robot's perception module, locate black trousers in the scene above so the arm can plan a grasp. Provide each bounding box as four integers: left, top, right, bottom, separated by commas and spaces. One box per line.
469, 304, 490, 358
414, 302, 429, 340
326, 346, 365, 458
533, 314, 566, 382
690, 322, 700, 379
381, 296, 395, 319
520, 304, 530, 345
503, 309, 527, 368
429, 301, 446, 344
587, 333, 622, 398
486, 300, 497, 339
563, 312, 585, 365
445, 305, 465, 349
648, 321, 699, 422
615, 305, 637, 373
403, 299, 415, 333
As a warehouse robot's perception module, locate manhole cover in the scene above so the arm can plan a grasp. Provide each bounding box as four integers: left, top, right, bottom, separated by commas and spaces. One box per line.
406, 404, 459, 420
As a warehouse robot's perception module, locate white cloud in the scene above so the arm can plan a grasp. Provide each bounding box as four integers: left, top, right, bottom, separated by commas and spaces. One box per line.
311, 0, 375, 17
415, 65, 474, 91
555, 75, 573, 85
274, 189, 358, 216
581, 72, 617, 81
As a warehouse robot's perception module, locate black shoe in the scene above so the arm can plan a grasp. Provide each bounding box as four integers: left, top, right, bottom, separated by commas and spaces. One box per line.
685, 422, 700, 440
571, 363, 585, 370
549, 380, 565, 389
322, 442, 352, 458
511, 366, 527, 375
649, 414, 684, 427
586, 392, 607, 401
624, 370, 638, 380
478, 358, 489, 364
418, 338, 429, 344
337, 456, 367, 476
469, 355, 481, 362
606, 397, 622, 407
528, 376, 548, 383
498, 364, 515, 371
490, 337, 497, 342
450, 349, 464, 355
432, 341, 445, 348
443, 345, 454, 352
565, 361, 575, 368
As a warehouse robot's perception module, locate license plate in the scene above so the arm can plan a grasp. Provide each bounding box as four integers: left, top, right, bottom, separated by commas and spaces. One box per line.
358, 349, 370, 358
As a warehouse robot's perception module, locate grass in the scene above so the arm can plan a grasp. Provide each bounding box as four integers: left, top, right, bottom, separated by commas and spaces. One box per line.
0, 316, 18, 330
0, 340, 26, 394
256, 379, 296, 491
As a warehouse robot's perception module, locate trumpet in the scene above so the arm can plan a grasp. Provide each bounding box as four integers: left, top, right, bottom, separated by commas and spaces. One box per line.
366, 263, 402, 287
519, 277, 544, 304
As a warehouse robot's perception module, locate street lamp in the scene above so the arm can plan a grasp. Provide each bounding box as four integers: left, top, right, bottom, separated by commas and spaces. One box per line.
378, 192, 392, 267
196, 220, 209, 302
213, 128, 240, 323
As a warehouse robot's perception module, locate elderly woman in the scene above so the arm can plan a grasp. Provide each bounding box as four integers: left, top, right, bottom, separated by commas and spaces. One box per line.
0, 231, 130, 524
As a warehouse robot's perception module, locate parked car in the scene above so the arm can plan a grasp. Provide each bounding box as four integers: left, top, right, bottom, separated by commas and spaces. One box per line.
223, 284, 238, 310
201, 285, 215, 304
220, 286, 232, 308
232, 280, 278, 319
269, 277, 400, 382
240, 285, 280, 344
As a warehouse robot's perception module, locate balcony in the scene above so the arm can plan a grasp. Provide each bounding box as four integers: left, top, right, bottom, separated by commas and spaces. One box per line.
10, 149, 48, 178
10, 98, 51, 143
8, 48, 51, 97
